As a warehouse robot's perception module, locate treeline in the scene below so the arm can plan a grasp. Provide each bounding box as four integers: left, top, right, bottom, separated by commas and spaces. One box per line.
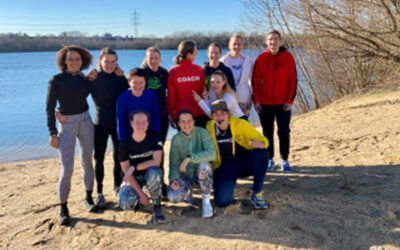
0, 31, 265, 52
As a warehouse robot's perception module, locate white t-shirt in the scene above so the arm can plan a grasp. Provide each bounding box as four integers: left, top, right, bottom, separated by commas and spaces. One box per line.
225, 56, 243, 88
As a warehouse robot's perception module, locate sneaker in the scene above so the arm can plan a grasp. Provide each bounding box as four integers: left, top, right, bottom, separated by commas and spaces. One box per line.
152, 205, 166, 224
59, 206, 70, 226
267, 159, 275, 171
280, 160, 292, 172
96, 193, 106, 208
85, 197, 97, 213
250, 191, 268, 209
201, 195, 213, 218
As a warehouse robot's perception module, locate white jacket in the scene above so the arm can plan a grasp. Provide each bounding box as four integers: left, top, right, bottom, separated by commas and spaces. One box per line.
198, 92, 244, 118
221, 52, 255, 103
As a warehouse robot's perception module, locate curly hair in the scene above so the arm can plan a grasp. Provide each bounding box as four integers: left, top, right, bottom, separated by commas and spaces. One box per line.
56, 45, 93, 72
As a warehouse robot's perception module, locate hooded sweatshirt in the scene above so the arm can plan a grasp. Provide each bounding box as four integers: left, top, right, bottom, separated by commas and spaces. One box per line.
252, 47, 297, 105
167, 59, 206, 120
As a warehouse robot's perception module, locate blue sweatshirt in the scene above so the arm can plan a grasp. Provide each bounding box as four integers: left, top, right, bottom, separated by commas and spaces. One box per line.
116, 89, 160, 141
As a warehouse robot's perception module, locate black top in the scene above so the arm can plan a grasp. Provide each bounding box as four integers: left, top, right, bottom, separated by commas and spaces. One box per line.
216, 125, 247, 162
143, 66, 168, 118
91, 71, 129, 125
119, 130, 163, 176
46, 72, 91, 136
202, 62, 236, 91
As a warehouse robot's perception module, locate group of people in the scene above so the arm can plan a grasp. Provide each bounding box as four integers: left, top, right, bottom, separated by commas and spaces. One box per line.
46, 30, 297, 225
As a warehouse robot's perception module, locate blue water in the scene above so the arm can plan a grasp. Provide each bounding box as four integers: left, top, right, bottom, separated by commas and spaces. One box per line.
0, 49, 262, 162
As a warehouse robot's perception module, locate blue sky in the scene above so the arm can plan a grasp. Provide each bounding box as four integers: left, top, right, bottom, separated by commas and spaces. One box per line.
0, 0, 245, 37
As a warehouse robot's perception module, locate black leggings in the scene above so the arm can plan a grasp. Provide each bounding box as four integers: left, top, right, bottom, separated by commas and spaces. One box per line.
258, 105, 291, 160
94, 122, 122, 194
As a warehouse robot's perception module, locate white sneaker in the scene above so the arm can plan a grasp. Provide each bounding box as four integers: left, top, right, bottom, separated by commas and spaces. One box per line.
202, 194, 213, 218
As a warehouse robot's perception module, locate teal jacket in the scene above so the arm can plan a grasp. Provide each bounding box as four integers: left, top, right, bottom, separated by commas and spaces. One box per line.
169, 126, 216, 181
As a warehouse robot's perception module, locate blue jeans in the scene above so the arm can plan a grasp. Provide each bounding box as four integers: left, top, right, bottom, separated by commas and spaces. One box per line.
213, 149, 269, 207
132, 167, 162, 206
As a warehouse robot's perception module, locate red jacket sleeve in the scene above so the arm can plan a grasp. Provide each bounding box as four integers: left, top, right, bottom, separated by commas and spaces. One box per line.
285, 53, 297, 105
167, 69, 176, 118
252, 56, 262, 104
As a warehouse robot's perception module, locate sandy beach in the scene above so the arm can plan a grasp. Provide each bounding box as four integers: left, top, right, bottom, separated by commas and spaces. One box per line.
1, 90, 399, 249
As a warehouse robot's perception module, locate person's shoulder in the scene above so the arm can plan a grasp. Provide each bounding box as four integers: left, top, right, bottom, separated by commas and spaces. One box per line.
147, 129, 163, 144
143, 89, 157, 98
159, 66, 168, 74
195, 126, 212, 136
120, 135, 132, 146
50, 72, 66, 81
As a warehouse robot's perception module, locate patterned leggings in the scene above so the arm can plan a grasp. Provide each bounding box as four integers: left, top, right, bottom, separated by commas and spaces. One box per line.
167, 162, 213, 203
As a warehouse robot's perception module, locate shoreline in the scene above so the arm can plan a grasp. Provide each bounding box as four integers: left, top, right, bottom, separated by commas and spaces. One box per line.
1, 90, 399, 249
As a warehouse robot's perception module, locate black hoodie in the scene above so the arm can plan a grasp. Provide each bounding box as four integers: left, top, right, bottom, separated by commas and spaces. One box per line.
202, 62, 236, 91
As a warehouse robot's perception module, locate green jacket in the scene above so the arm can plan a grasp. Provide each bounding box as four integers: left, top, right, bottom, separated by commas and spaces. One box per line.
206, 116, 269, 170
169, 126, 217, 181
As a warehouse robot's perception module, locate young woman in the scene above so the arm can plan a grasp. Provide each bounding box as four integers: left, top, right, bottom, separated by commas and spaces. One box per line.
141, 47, 169, 197
252, 30, 297, 172
46, 45, 96, 225
221, 34, 255, 118
168, 110, 216, 218
206, 100, 269, 209
193, 70, 244, 118
141, 47, 169, 143
118, 111, 165, 224
90, 48, 129, 207
116, 68, 160, 141
167, 40, 208, 128
202, 43, 235, 91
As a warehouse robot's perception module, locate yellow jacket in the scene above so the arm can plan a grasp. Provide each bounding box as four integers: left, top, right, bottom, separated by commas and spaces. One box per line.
206, 116, 269, 170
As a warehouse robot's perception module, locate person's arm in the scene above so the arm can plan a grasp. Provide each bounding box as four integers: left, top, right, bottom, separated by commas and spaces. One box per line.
120, 160, 150, 205
150, 92, 161, 133
46, 77, 58, 136
116, 96, 126, 141
135, 150, 162, 171
285, 53, 298, 106
169, 137, 181, 182
167, 70, 176, 119
252, 57, 262, 112
242, 120, 269, 149
225, 67, 236, 91
225, 94, 244, 118
189, 129, 217, 164
197, 99, 211, 117
86, 69, 98, 81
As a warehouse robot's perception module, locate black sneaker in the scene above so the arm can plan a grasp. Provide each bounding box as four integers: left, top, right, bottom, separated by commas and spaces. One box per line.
85, 197, 97, 213
152, 205, 166, 224
96, 193, 106, 209
59, 206, 71, 225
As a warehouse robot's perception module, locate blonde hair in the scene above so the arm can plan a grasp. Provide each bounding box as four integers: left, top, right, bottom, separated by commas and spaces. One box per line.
211, 70, 239, 101
228, 33, 244, 50
141, 47, 161, 68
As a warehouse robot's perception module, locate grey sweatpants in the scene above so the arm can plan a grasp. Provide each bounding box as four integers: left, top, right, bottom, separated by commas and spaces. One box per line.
58, 111, 94, 202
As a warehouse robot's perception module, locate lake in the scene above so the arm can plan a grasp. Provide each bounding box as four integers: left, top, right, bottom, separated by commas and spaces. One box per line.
0, 49, 263, 162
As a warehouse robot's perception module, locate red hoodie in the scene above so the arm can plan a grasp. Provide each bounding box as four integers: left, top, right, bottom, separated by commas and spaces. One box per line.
252, 48, 297, 105
168, 59, 206, 119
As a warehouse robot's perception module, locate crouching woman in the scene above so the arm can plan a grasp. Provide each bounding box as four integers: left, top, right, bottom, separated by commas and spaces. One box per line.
118, 111, 165, 224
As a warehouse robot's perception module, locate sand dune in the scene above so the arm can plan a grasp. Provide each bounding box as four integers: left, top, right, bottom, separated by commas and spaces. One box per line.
1, 90, 399, 249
